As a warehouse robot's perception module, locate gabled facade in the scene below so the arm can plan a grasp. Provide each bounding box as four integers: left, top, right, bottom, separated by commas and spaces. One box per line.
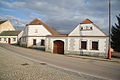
20, 18, 108, 57
45, 19, 109, 57
20, 18, 59, 48
0, 20, 15, 33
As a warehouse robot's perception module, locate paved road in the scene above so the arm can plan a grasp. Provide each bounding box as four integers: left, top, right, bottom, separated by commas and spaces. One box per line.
0, 44, 120, 80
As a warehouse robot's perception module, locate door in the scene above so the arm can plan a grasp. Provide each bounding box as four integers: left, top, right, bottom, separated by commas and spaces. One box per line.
8, 38, 11, 44
33, 39, 36, 45
53, 40, 64, 54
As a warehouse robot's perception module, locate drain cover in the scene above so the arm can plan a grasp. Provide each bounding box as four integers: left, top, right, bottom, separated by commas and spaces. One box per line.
40, 63, 46, 65
21, 63, 29, 66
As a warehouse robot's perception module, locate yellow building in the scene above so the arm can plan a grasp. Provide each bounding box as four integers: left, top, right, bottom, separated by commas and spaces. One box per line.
0, 20, 15, 33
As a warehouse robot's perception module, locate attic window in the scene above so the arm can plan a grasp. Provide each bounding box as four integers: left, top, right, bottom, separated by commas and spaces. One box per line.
80, 26, 93, 31
80, 27, 83, 30
90, 27, 93, 30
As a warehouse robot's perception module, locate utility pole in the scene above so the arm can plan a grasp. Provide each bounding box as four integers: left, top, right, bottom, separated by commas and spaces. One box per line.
107, 0, 112, 59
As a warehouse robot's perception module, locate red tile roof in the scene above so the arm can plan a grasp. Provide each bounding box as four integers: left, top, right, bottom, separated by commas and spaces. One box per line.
80, 19, 93, 24
26, 18, 59, 35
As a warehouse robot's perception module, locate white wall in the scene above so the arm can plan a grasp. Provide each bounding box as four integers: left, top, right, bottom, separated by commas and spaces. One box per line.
46, 36, 109, 57
69, 23, 106, 36
68, 37, 108, 52
20, 25, 52, 47
28, 25, 52, 36
27, 37, 46, 47
45, 37, 67, 53
0, 36, 18, 44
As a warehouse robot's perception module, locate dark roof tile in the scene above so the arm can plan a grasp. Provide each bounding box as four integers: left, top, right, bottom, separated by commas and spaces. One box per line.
0, 31, 21, 36
0, 20, 7, 24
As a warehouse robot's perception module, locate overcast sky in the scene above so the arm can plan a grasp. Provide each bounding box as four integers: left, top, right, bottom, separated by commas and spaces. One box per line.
0, 0, 120, 33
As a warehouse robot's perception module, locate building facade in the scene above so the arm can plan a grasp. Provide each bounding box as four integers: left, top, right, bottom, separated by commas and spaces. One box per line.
0, 31, 22, 44
20, 18, 109, 57
20, 18, 59, 49
45, 19, 109, 57
0, 20, 22, 44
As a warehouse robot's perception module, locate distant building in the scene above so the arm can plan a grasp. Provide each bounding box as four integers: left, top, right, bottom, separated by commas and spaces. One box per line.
0, 31, 22, 44
0, 20, 22, 44
20, 18, 109, 57
0, 20, 15, 33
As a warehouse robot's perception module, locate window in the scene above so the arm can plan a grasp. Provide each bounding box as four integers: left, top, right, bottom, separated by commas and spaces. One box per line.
13, 38, 16, 41
90, 27, 93, 30
41, 39, 45, 46
33, 39, 36, 45
92, 41, 98, 50
80, 26, 93, 31
81, 41, 87, 49
35, 29, 38, 33
4, 38, 6, 41
80, 27, 83, 30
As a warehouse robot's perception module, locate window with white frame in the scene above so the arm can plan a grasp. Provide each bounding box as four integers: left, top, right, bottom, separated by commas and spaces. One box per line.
13, 38, 16, 41
4, 38, 6, 41
92, 41, 98, 50
81, 41, 87, 49
41, 39, 45, 46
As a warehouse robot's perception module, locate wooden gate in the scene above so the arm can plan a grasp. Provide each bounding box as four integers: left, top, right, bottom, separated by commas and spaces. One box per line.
53, 40, 64, 54
8, 38, 11, 44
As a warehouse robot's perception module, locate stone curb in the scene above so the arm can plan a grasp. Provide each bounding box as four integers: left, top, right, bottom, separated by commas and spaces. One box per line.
65, 55, 120, 63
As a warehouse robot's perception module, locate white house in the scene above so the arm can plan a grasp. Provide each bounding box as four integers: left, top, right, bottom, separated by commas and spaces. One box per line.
0, 20, 22, 44
0, 31, 22, 44
45, 19, 109, 57
20, 18, 108, 57
20, 18, 59, 49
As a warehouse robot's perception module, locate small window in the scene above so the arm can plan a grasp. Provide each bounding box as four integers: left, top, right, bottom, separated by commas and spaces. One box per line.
92, 41, 98, 50
33, 39, 36, 45
35, 29, 38, 33
13, 38, 16, 41
81, 41, 87, 49
80, 27, 83, 30
90, 27, 93, 30
4, 38, 6, 41
41, 39, 45, 46
86, 26, 89, 29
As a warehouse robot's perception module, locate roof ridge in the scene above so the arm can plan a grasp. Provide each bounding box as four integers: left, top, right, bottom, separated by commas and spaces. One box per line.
80, 19, 93, 24
0, 20, 7, 24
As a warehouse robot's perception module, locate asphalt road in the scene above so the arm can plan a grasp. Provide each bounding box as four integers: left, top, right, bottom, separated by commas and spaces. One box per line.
0, 44, 120, 80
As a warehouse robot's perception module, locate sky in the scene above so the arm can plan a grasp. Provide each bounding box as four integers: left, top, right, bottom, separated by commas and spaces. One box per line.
0, 0, 120, 34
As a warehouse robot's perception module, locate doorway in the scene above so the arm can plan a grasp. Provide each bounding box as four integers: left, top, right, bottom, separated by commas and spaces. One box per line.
53, 40, 64, 54
8, 38, 11, 44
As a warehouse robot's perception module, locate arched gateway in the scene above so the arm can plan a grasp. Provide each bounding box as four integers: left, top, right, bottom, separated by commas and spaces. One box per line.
53, 40, 64, 54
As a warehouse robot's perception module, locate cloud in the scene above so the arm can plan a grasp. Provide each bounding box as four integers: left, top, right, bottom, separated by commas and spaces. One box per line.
0, 0, 120, 33
0, 15, 28, 28
0, 8, 14, 12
